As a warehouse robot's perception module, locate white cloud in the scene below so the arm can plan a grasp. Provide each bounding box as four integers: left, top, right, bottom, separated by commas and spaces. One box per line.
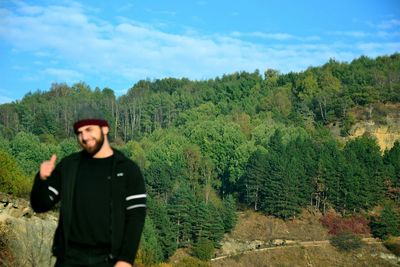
329, 31, 368, 38
0, 95, 14, 104
42, 68, 84, 81
0, 1, 399, 91
377, 19, 400, 30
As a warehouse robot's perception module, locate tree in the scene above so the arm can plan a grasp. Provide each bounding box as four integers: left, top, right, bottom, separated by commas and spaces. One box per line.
147, 198, 177, 260
11, 132, 54, 176
342, 136, 386, 212
0, 150, 31, 197
139, 217, 163, 265
191, 238, 214, 261
184, 118, 249, 195
58, 138, 79, 159
241, 147, 268, 210
221, 195, 237, 232
370, 201, 400, 239
168, 185, 196, 247
258, 131, 305, 219
384, 141, 400, 202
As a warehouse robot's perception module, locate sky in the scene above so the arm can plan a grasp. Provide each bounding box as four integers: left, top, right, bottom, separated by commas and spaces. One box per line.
0, 0, 399, 104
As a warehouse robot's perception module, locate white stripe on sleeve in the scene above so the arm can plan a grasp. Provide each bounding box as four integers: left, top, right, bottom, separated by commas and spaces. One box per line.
48, 186, 59, 196
126, 194, 147, 201
126, 204, 147, 210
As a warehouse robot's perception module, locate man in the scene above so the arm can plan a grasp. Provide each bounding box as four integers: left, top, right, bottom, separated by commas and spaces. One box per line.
30, 106, 146, 267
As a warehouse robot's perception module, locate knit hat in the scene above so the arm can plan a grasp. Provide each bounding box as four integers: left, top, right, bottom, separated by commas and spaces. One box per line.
73, 105, 109, 133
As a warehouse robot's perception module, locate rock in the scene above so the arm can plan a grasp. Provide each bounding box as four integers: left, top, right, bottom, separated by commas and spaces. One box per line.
0, 193, 58, 266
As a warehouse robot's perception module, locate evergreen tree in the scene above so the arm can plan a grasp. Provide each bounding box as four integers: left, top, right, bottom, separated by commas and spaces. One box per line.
168, 184, 196, 247
192, 237, 214, 261
241, 147, 268, 210
370, 201, 400, 239
221, 195, 237, 232
342, 136, 386, 211
383, 141, 400, 202
139, 217, 163, 265
147, 198, 177, 260
259, 131, 304, 219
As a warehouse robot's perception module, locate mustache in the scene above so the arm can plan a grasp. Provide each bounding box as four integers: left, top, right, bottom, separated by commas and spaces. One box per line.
82, 139, 94, 144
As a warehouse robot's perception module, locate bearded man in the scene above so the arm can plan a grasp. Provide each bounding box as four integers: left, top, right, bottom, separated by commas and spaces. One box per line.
30, 106, 146, 267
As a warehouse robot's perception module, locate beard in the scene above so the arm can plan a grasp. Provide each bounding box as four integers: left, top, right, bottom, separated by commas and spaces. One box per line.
81, 133, 105, 156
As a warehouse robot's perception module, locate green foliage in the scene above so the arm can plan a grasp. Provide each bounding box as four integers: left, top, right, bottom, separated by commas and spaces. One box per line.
0, 135, 10, 153
330, 231, 364, 251
58, 137, 79, 159
0, 53, 400, 263
384, 140, 400, 191
139, 217, 163, 265
184, 118, 249, 193
240, 147, 268, 210
221, 195, 237, 232
341, 136, 386, 211
10, 132, 55, 176
256, 131, 314, 219
383, 237, 400, 256
192, 238, 214, 261
0, 150, 31, 197
370, 201, 400, 239
147, 198, 177, 260
168, 184, 196, 247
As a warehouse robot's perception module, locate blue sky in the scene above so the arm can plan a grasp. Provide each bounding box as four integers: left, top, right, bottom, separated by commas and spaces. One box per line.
1, 0, 399, 104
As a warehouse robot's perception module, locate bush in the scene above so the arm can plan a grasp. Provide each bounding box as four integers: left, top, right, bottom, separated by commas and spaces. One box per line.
0, 150, 32, 197
383, 237, 400, 256
330, 231, 364, 251
192, 238, 214, 261
370, 202, 400, 240
320, 212, 370, 235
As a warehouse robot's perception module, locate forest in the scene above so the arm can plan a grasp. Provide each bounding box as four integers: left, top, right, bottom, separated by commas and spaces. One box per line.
0, 53, 400, 264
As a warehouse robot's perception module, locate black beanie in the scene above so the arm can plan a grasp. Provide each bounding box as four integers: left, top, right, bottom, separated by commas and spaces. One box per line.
73, 105, 109, 133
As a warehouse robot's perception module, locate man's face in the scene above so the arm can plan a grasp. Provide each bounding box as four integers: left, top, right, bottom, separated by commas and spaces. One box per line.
76, 125, 105, 155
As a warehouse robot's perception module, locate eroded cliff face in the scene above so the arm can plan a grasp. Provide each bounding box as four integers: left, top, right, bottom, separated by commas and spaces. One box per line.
0, 193, 57, 267
332, 103, 400, 152
349, 121, 400, 152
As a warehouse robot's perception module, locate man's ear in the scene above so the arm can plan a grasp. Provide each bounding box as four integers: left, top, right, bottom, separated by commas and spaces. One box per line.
101, 126, 110, 135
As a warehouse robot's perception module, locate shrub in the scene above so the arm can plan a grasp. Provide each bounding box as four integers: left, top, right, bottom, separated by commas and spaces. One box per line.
192, 238, 214, 261
0, 150, 32, 197
383, 237, 400, 256
370, 202, 400, 240
320, 212, 370, 235
330, 231, 364, 251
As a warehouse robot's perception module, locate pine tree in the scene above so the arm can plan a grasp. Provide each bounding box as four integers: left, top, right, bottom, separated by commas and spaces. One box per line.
139, 217, 163, 265
147, 198, 177, 260
168, 184, 196, 247
259, 131, 303, 219
241, 148, 268, 210
221, 195, 237, 232
371, 201, 400, 239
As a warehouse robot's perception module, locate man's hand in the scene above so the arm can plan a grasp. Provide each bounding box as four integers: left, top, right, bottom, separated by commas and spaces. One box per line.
39, 154, 57, 180
114, 261, 132, 267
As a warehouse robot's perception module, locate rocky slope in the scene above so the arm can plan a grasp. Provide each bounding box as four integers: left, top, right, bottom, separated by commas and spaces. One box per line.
0, 192, 57, 267
213, 210, 400, 267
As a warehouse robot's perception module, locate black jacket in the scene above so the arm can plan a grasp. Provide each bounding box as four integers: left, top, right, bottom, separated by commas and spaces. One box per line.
30, 149, 146, 263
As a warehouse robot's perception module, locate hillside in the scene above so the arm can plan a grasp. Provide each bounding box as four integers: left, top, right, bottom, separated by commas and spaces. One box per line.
211, 210, 399, 267
1, 54, 400, 266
